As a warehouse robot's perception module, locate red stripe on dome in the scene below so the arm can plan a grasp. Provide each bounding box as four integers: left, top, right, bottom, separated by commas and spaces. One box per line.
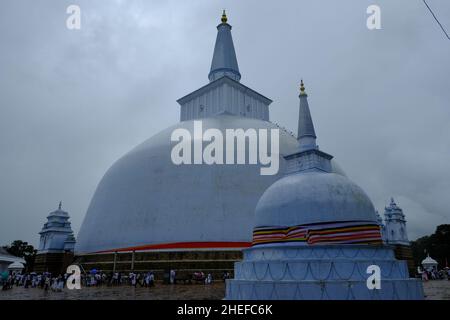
94, 241, 252, 253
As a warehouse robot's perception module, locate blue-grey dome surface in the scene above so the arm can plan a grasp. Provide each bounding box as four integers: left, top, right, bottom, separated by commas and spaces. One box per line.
75, 114, 346, 253
255, 171, 378, 228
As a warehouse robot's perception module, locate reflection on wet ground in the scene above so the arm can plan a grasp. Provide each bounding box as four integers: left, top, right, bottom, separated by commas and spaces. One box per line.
423, 280, 450, 300
1, 280, 449, 300
0, 282, 225, 300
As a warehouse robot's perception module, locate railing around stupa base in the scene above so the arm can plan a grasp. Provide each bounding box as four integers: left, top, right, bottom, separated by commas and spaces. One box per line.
74, 243, 252, 280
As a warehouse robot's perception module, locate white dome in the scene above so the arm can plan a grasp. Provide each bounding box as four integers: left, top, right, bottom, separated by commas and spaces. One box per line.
255, 171, 378, 228
422, 255, 438, 265
76, 114, 345, 253
8, 261, 24, 270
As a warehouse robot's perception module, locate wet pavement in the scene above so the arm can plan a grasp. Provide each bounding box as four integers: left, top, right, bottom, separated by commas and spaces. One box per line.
1, 280, 449, 300
0, 282, 226, 300
422, 279, 450, 300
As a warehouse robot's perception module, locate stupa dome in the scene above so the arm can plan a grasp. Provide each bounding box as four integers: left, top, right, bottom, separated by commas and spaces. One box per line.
255, 171, 378, 228
8, 261, 25, 270
421, 255, 438, 266
75, 13, 348, 254
76, 114, 345, 253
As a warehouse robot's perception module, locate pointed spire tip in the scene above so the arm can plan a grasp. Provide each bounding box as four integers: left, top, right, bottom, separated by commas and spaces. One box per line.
221, 9, 228, 24
209, 9, 240, 82
300, 79, 307, 96
297, 78, 317, 148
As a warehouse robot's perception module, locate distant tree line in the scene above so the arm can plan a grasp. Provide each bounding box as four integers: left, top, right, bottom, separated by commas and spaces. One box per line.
411, 224, 450, 269
2, 240, 37, 272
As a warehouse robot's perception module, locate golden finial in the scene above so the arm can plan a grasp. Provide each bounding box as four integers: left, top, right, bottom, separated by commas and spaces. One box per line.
300, 79, 307, 96
221, 9, 228, 23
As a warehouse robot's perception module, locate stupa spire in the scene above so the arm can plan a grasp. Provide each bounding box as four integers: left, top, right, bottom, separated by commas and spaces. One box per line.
221, 9, 227, 23
297, 80, 317, 151
208, 10, 241, 82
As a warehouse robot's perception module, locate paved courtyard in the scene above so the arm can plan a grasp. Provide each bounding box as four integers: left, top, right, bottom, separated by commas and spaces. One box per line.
422, 279, 450, 300
1, 280, 449, 300
0, 282, 226, 300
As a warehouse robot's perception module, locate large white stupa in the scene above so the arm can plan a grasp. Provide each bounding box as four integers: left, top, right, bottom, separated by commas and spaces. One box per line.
75, 12, 344, 254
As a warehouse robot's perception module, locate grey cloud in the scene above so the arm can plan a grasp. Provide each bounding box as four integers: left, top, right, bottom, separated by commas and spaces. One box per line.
0, 0, 449, 246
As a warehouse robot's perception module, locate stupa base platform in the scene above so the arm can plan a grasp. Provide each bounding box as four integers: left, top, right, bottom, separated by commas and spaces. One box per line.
226, 279, 423, 300
226, 244, 424, 300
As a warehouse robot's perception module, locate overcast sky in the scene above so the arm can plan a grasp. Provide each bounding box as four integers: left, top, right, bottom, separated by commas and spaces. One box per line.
1, 0, 449, 247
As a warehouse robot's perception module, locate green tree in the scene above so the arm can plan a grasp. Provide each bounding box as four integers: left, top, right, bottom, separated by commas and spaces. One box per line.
2, 240, 37, 272
411, 224, 450, 269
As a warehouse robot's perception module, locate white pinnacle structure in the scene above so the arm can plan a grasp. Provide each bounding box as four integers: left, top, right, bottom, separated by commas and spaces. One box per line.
384, 197, 410, 246
38, 202, 76, 253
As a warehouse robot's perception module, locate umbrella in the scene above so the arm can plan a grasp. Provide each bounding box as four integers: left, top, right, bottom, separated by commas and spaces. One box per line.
90, 269, 97, 274
1, 271, 9, 280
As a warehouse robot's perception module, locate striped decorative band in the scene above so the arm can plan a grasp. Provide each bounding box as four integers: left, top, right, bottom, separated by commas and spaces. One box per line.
252, 220, 382, 246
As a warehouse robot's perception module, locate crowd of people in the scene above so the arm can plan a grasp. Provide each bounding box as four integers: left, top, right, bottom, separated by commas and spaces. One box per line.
1, 269, 231, 291
2, 266, 449, 293
84, 271, 156, 287
1, 272, 66, 291
418, 267, 450, 281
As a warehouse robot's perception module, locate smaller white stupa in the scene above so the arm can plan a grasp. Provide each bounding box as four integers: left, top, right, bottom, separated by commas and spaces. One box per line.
8, 261, 25, 274
0, 248, 26, 273
226, 82, 424, 300
421, 255, 438, 272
